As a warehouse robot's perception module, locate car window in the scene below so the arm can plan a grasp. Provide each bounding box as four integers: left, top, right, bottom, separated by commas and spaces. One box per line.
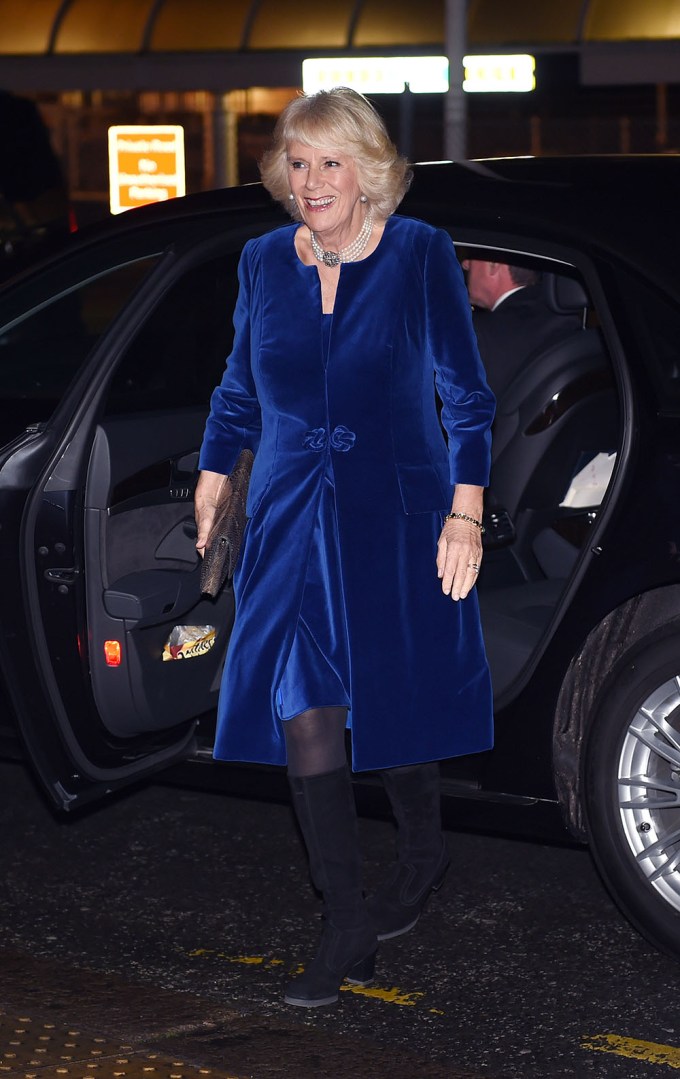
430, 237, 620, 530
104, 252, 241, 415
0, 256, 159, 444
452, 242, 621, 696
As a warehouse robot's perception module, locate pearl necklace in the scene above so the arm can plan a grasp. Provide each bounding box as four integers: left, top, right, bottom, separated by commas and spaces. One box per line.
310, 208, 373, 267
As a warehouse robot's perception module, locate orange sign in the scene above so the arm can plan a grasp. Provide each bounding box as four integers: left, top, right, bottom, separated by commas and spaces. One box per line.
108, 125, 185, 214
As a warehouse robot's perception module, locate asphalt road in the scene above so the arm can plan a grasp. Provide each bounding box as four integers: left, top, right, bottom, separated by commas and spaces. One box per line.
1, 759, 679, 1078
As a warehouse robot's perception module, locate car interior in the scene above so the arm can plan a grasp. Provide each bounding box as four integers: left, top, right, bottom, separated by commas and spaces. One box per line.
463, 256, 620, 696
82, 252, 243, 737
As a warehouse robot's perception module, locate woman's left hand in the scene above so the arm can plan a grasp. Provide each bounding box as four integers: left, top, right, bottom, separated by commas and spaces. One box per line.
195, 469, 232, 558
437, 517, 483, 601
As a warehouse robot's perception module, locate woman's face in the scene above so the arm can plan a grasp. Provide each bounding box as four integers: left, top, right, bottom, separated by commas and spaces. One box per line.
286, 141, 365, 241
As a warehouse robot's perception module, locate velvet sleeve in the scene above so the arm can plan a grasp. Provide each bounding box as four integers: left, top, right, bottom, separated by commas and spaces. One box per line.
198, 240, 262, 475
425, 228, 495, 487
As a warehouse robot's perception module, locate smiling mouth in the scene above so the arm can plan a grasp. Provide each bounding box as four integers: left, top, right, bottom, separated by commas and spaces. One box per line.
305, 196, 336, 209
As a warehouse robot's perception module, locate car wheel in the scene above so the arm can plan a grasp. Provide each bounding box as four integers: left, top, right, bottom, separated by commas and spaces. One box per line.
584, 630, 680, 961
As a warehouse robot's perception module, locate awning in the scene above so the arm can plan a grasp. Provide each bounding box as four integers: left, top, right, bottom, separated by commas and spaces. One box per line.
1, 0, 678, 89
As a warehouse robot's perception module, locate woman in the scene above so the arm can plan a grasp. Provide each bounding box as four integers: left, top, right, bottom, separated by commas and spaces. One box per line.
195, 87, 495, 1008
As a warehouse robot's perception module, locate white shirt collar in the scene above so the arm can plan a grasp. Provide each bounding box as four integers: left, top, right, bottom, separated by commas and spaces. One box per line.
492, 285, 525, 311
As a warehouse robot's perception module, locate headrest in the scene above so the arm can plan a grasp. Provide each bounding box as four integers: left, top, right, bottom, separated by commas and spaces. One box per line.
543, 273, 588, 314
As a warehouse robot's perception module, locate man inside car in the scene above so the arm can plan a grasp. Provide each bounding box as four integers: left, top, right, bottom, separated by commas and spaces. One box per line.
461, 257, 582, 399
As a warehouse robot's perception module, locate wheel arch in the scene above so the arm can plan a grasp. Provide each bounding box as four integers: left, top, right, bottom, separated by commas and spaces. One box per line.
553, 584, 680, 840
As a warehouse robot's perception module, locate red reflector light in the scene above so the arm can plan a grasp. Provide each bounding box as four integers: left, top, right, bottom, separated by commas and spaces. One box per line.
104, 640, 122, 667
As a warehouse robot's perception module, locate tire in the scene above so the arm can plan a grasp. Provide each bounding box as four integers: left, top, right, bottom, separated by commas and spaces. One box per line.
584, 629, 680, 961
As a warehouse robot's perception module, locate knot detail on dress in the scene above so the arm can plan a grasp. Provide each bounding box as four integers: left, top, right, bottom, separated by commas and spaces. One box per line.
303, 427, 327, 451
329, 425, 356, 452
303, 426, 357, 452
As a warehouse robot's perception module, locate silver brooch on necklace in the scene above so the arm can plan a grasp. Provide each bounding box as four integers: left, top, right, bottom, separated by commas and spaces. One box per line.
310, 207, 373, 267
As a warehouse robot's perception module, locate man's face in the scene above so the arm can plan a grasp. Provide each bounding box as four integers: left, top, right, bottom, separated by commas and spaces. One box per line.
462, 258, 499, 309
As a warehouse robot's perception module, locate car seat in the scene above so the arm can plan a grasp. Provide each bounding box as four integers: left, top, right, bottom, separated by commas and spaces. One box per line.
479, 275, 620, 695
488, 274, 618, 526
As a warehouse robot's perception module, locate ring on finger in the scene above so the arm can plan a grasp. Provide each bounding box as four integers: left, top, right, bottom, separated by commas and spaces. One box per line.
468, 562, 480, 572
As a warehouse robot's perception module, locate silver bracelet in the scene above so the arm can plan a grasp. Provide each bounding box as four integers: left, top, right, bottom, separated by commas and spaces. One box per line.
444, 511, 485, 534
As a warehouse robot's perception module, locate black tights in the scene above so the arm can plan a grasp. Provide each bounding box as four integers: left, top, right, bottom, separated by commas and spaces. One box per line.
283, 707, 349, 778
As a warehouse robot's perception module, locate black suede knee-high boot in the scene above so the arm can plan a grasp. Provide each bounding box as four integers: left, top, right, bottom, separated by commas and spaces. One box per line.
367, 763, 450, 940
285, 766, 377, 1007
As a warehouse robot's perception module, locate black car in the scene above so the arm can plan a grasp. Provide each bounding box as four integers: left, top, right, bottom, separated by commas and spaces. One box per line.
1, 156, 680, 963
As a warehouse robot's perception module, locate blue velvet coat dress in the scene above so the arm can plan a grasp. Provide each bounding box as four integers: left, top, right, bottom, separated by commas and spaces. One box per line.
199, 214, 495, 771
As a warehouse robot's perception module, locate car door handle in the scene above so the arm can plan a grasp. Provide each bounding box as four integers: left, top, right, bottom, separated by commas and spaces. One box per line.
44, 567, 79, 583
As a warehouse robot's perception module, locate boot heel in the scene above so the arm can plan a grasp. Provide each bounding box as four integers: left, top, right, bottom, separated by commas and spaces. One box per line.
345, 949, 377, 986
431, 859, 450, 892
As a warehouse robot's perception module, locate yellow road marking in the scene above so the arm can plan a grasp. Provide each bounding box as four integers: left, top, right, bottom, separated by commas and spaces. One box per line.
216, 956, 263, 966
582, 1034, 680, 1068
340, 984, 425, 1006
187, 951, 283, 968
188, 951, 434, 1010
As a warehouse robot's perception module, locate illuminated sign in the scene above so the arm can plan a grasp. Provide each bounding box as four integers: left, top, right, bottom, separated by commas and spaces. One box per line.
108, 125, 185, 215
463, 54, 536, 93
302, 57, 449, 95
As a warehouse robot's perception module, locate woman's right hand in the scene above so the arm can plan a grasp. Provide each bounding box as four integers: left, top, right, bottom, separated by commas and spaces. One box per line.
194, 469, 232, 558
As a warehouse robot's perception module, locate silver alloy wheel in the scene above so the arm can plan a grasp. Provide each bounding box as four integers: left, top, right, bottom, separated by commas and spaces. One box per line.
618, 676, 680, 911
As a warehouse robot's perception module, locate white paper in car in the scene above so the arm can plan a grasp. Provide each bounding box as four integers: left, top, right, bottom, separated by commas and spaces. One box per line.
560, 452, 616, 509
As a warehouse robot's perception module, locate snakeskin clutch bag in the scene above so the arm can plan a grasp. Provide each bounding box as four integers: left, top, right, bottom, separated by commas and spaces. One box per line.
200, 448, 254, 597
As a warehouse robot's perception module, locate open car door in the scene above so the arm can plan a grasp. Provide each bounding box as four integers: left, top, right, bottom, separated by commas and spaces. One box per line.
0, 216, 265, 810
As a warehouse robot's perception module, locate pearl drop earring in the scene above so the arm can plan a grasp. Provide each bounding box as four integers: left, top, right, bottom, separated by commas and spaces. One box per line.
360, 195, 367, 203
288, 193, 295, 201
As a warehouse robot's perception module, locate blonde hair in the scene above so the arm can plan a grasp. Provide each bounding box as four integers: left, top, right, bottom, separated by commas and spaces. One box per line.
260, 87, 412, 221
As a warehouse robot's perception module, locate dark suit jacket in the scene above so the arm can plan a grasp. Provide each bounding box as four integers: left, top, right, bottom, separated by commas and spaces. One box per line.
472, 285, 582, 401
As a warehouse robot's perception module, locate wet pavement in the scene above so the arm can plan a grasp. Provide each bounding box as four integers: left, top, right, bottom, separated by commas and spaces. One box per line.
1, 759, 680, 1077
0, 949, 474, 1078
